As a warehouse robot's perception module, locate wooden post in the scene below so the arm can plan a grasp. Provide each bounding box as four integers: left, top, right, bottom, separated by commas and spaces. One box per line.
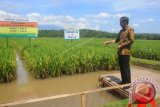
81, 93, 86, 107
29, 37, 31, 47
6, 37, 9, 48
70, 39, 73, 51
71, 39, 73, 47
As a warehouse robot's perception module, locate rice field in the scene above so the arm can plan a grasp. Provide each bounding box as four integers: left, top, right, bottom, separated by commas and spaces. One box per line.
0, 39, 16, 83
132, 40, 160, 61
13, 38, 118, 79
0, 38, 160, 81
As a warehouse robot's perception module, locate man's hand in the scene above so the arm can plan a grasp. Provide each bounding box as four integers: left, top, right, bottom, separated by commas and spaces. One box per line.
104, 41, 111, 45
104, 40, 115, 46
117, 45, 123, 49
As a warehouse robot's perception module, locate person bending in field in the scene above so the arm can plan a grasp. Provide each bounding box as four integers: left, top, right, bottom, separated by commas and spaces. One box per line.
104, 16, 134, 84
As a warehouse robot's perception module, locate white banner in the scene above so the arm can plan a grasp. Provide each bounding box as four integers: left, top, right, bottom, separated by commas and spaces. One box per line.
64, 28, 80, 40
0, 18, 37, 22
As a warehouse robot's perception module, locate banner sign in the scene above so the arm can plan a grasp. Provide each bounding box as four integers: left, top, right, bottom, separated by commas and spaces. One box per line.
0, 18, 38, 37
64, 28, 80, 40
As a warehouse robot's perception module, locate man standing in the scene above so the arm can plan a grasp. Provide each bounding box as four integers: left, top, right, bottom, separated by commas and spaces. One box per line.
104, 16, 134, 84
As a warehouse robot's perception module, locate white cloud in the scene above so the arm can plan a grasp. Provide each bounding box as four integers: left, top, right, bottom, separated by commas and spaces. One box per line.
77, 23, 88, 29
0, 10, 131, 31
113, 13, 130, 18
0, 10, 19, 18
90, 25, 100, 30
65, 15, 76, 22
98, 12, 111, 18
78, 18, 87, 22
85, 12, 130, 26
147, 18, 154, 22
111, 28, 116, 32
37, 15, 89, 29
86, 12, 130, 20
140, 18, 155, 23
86, 12, 111, 19
110, 28, 120, 32
132, 23, 140, 27
17, 11, 130, 30
27, 13, 41, 18
0, 10, 90, 29
92, 19, 99, 23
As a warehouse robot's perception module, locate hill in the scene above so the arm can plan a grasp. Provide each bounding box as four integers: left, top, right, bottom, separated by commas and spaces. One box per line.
38, 29, 160, 40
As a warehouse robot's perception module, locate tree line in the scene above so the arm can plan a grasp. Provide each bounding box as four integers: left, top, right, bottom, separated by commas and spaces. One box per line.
38, 29, 160, 40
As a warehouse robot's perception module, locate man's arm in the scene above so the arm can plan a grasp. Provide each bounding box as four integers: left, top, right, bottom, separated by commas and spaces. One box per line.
104, 40, 115, 45
104, 31, 120, 45
118, 28, 134, 49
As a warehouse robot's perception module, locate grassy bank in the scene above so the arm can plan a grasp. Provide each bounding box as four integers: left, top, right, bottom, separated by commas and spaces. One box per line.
101, 97, 160, 107
131, 57, 160, 71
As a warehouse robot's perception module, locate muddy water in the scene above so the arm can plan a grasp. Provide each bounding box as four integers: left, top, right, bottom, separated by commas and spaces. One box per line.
16, 55, 28, 85
0, 55, 122, 107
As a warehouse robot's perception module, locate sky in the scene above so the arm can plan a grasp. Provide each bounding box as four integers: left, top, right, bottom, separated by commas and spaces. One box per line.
0, 0, 160, 33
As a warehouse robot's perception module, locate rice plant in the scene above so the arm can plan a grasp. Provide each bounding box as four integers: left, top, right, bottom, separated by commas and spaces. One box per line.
132, 40, 160, 61
0, 39, 16, 83
13, 38, 118, 79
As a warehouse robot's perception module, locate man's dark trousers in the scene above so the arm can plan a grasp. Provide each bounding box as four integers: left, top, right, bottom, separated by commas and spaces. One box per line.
118, 55, 131, 84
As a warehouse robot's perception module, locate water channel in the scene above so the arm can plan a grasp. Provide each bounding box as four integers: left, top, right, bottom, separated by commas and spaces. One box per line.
0, 55, 123, 107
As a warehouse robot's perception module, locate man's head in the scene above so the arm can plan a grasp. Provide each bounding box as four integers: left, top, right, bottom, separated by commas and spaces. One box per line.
120, 16, 129, 29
